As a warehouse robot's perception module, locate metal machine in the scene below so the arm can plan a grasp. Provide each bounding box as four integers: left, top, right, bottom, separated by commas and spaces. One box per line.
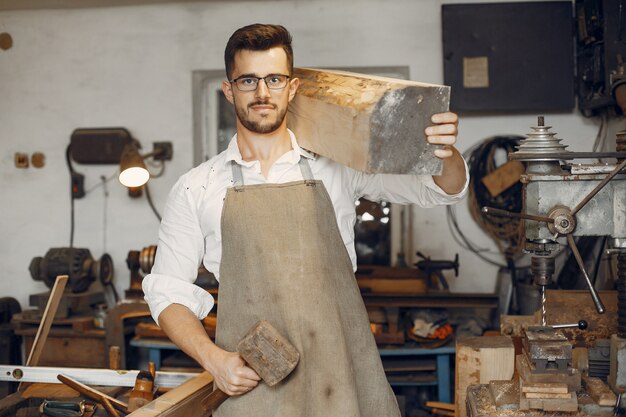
480, 116, 626, 414
27, 247, 115, 317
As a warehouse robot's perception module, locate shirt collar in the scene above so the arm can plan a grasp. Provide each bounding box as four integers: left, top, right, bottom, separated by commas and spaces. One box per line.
224, 129, 316, 167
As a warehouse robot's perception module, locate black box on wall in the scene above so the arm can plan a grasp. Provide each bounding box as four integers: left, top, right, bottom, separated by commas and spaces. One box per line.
442, 1, 575, 112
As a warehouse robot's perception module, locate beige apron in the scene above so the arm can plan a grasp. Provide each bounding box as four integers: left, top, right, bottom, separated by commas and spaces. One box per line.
214, 158, 400, 417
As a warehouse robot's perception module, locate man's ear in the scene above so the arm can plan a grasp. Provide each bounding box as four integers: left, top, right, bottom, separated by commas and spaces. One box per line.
287, 77, 300, 102
222, 80, 235, 104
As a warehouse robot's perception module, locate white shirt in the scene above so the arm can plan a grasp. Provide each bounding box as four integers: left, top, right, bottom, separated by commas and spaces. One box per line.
142, 131, 468, 324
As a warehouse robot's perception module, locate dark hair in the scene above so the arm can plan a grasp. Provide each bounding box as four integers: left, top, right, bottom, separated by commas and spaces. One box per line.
224, 24, 293, 79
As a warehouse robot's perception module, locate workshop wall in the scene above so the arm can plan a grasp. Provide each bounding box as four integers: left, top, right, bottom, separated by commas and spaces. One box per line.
0, 0, 618, 310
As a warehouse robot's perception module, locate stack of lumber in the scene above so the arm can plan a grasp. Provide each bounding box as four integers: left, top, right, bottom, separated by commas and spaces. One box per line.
516, 327, 581, 412
519, 382, 577, 412
582, 376, 617, 406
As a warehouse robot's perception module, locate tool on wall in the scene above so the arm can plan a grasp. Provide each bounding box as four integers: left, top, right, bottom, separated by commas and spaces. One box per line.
28, 248, 116, 318
415, 251, 459, 290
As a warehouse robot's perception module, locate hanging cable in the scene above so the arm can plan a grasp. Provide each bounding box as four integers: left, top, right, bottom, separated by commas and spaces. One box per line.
456, 135, 527, 266
65, 144, 76, 248
467, 136, 526, 263
446, 140, 509, 268
101, 175, 109, 252
144, 183, 162, 222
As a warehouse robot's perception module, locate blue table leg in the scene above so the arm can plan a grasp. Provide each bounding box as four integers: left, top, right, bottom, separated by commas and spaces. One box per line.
149, 348, 162, 370
436, 353, 451, 403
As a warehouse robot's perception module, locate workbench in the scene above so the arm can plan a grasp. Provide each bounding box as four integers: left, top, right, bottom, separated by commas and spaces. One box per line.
130, 337, 455, 403
379, 345, 455, 403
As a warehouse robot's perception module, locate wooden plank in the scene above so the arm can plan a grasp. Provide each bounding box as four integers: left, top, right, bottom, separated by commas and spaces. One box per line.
357, 278, 427, 294
583, 375, 617, 406
520, 392, 578, 412
425, 401, 455, 411
127, 372, 214, 417
524, 392, 571, 399
288, 68, 448, 175
521, 382, 568, 394
455, 336, 515, 417
57, 374, 129, 412
25, 275, 68, 367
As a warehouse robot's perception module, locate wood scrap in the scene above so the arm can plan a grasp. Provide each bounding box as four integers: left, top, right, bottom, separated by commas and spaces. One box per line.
583, 375, 617, 406
426, 401, 455, 410
426, 401, 455, 417
24, 275, 68, 367
455, 336, 515, 417
521, 382, 568, 394
488, 379, 519, 407
481, 160, 525, 197
524, 391, 571, 399
519, 391, 578, 412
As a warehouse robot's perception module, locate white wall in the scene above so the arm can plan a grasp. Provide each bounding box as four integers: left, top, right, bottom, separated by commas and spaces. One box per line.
0, 0, 618, 309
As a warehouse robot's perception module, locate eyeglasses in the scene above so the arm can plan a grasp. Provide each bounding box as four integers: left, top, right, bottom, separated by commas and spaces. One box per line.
230, 74, 291, 92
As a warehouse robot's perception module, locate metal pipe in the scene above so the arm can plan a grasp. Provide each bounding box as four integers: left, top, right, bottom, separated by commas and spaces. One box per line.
566, 234, 606, 314
482, 207, 554, 224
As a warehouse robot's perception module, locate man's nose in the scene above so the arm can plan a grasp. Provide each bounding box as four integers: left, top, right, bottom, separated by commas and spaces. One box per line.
255, 78, 271, 99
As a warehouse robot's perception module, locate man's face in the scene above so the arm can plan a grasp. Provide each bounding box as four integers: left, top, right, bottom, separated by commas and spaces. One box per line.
222, 47, 299, 134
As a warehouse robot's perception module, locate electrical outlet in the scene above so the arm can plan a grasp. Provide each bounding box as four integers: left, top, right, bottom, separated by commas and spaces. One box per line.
153, 142, 173, 161
31, 152, 45, 168
15, 152, 29, 168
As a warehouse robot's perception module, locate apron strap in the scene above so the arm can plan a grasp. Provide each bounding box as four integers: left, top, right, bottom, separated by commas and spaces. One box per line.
230, 161, 245, 191
298, 157, 316, 185
230, 156, 316, 188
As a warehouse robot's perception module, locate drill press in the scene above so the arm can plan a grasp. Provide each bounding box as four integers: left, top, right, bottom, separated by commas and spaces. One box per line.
484, 116, 626, 405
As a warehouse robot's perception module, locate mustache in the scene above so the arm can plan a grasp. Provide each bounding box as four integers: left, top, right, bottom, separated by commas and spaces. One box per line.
248, 101, 276, 109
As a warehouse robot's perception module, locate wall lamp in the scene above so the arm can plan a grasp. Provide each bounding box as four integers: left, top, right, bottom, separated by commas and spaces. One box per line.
118, 142, 173, 188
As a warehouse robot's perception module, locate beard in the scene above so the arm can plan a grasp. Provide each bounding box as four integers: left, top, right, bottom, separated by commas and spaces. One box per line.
234, 99, 288, 134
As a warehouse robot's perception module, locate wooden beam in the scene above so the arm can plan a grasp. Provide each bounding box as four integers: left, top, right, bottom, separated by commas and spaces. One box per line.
288, 68, 449, 175
24, 275, 68, 367
57, 374, 129, 413
127, 372, 214, 417
583, 376, 617, 406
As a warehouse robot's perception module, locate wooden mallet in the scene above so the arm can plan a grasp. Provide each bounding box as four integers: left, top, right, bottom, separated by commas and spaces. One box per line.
200, 320, 300, 414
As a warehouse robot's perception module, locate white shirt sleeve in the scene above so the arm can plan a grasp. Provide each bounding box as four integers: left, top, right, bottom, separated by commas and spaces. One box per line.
349, 158, 470, 206
142, 176, 215, 325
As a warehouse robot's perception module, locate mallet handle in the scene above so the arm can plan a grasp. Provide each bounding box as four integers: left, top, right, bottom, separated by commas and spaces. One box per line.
200, 388, 231, 414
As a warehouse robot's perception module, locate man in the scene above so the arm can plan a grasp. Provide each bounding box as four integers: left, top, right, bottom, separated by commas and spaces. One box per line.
143, 23, 467, 416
